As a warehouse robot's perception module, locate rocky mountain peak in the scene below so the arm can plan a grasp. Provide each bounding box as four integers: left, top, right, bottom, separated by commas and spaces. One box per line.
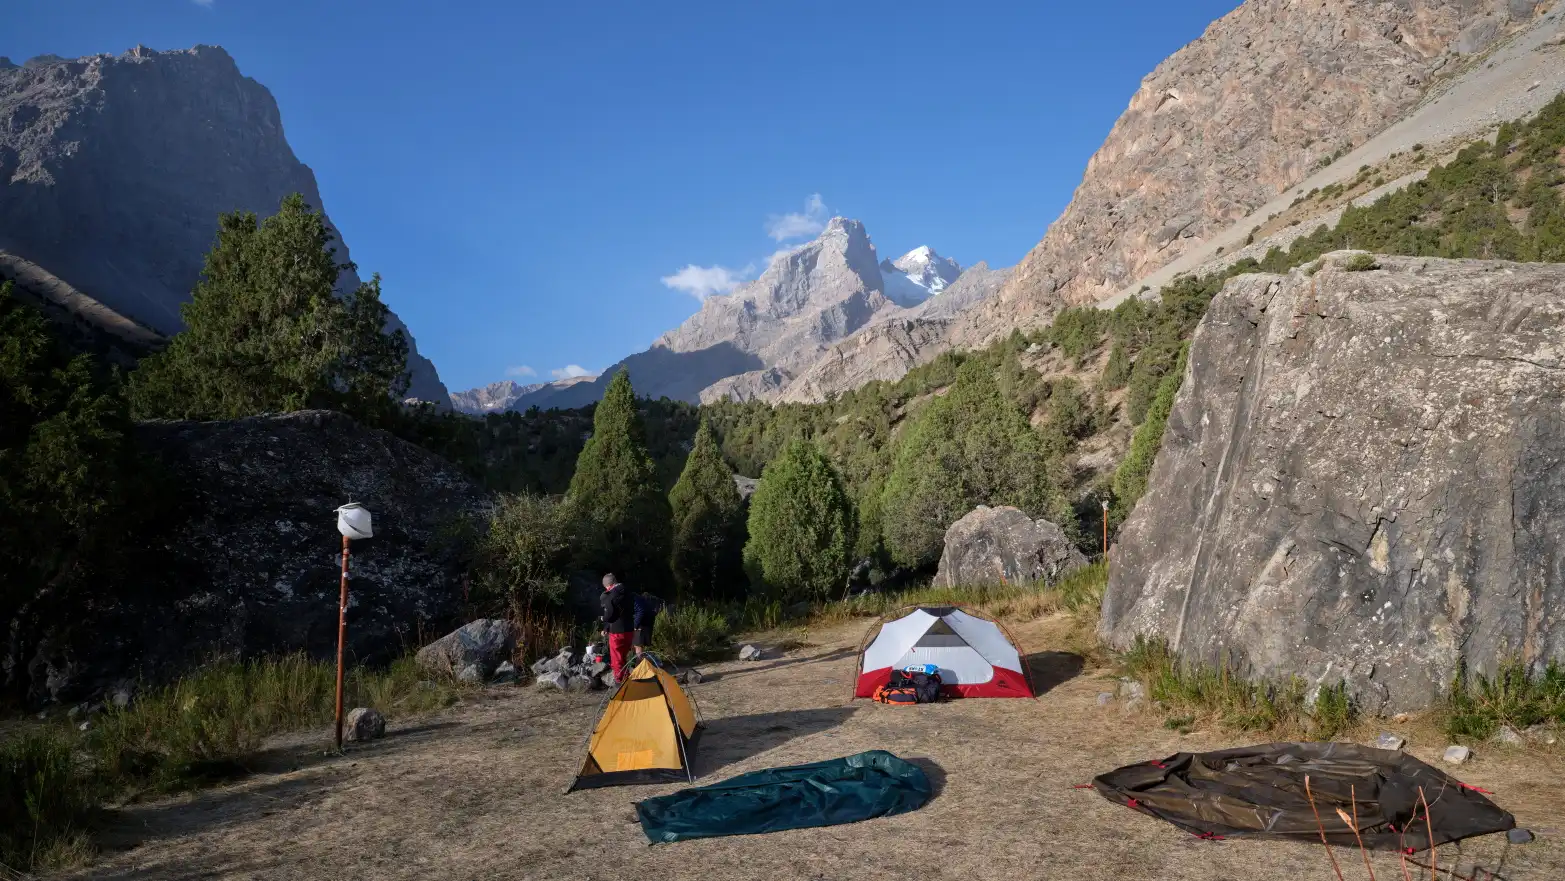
881, 245, 961, 305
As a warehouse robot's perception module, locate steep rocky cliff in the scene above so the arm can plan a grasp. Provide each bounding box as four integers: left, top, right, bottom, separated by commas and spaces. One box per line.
11, 410, 484, 704
960, 0, 1534, 345
0, 46, 449, 405
1100, 253, 1565, 713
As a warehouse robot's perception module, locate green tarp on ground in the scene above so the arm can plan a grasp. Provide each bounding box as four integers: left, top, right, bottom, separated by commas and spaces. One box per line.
636, 750, 931, 843
1093, 742, 1514, 851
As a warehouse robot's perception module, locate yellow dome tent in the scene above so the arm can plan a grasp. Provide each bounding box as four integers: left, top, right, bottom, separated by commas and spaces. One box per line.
567, 655, 702, 792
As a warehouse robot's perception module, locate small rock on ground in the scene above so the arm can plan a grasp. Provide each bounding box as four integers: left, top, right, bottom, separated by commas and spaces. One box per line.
1374, 733, 1406, 751
564, 675, 594, 694
534, 671, 566, 691
344, 708, 386, 742
1443, 745, 1472, 765
679, 669, 705, 686
1096, 692, 1114, 707
1508, 828, 1535, 844
1493, 725, 1524, 746
739, 645, 765, 661
491, 661, 519, 684
457, 664, 484, 684
1525, 723, 1558, 745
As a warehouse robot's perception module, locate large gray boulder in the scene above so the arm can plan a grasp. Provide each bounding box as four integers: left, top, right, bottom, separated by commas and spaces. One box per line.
416, 619, 517, 681
0, 47, 448, 405
7, 410, 484, 705
933, 506, 1088, 588
1101, 254, 1565, 714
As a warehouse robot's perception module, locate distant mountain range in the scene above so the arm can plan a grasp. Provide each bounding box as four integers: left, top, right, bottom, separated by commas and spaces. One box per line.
450, 220, 1007, 413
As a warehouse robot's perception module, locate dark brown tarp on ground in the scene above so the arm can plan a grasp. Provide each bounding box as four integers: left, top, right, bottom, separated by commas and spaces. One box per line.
1093, 743, 1514, 851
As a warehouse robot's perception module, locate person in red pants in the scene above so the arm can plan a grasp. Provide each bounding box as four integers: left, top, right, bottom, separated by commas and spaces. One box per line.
599, 573, 636, 684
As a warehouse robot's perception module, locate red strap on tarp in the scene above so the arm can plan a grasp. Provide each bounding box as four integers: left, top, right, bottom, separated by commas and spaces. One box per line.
1127, 798, 1140, 809
1149, 761, 1167, 769
1195, 832, 1225, 841
1458, 782, 1494, 795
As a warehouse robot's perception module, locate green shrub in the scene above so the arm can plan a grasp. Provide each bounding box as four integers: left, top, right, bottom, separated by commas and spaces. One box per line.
1042, 308, 1108, 360
744, 440, 856, 601
1101, 343, 1131, 391
1341, 253, 1381, 272
1444, 660, 1565, 741
0, 730, 95, 873
1113, 346, 1188, 509
1119, 637, 1355, 737
473, 493, 571, 617
649, 604, 733, 664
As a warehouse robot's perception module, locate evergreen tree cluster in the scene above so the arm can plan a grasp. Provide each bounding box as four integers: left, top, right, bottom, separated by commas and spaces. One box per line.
129, 194, 410, 426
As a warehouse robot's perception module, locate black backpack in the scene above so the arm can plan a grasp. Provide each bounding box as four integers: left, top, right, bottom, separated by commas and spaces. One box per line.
888, 669, 943, 703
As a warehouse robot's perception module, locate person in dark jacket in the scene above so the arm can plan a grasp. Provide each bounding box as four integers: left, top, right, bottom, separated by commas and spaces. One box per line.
599, 573, 635, 681
633, 593, 666, 659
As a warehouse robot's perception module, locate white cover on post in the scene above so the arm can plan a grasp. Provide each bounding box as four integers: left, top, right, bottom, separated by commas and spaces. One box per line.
337, 503, 373, 539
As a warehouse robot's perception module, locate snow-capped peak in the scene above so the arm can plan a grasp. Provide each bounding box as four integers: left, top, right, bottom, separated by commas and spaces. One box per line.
879, 246, 962, 306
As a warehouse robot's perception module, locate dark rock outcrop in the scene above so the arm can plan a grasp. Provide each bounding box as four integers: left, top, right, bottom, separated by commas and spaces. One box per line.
13, 410, 483, 704
0, 46, 449, 406
1101, 254, 1565, 713
933, 506, 1088, 588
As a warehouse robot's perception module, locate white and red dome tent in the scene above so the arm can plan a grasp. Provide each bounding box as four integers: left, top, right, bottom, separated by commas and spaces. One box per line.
853, 605, 1033, 699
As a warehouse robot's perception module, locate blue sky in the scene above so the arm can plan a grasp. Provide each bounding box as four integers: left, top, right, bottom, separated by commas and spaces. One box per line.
7, 0, 1240, 393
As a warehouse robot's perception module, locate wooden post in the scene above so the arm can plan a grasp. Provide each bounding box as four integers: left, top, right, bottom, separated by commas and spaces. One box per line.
334, 533, 350, 751
1101, 501, 1109, 559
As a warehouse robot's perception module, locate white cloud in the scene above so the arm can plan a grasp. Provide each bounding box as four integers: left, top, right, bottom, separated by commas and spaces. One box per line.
765, 193, 828, 242
660, 264, 752, 301
551, 365, 594, 380
504, 365, 537, 378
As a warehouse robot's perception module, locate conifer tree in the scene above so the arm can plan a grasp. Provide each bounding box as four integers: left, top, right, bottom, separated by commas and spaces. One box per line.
668, 420, 746, 599
565, 369, 672, 584
129, 194, 408, 423
743, 439, 855, 601
880, 360, 1067, 569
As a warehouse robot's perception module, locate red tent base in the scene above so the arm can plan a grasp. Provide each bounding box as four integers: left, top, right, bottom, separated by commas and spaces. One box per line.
855, 665, 1031, 699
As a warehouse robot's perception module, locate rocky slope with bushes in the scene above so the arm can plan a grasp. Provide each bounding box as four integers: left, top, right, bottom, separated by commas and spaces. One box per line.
14, 410, 484, 705
1101, 253, 1565, 713
961, 0, 1541, 342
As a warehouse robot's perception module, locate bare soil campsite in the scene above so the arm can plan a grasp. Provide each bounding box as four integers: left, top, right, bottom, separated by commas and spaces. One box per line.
64, 616, 1565, 881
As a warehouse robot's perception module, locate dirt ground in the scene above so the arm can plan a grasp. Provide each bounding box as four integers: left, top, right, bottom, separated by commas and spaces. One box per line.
66, 617, 1565, 881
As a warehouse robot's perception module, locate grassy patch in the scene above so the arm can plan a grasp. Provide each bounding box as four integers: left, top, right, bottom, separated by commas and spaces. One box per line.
650, 605, 735, 665
1340, 253, 1381, 272
1443, 661, 1565, 741
88, 653, 460, 794
1, 731, 95, 874
1119, 637, 1355, 739
1, 653, 461, 873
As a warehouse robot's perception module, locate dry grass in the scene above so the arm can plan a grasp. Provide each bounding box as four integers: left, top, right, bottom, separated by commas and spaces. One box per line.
53, 617, 1565, 881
